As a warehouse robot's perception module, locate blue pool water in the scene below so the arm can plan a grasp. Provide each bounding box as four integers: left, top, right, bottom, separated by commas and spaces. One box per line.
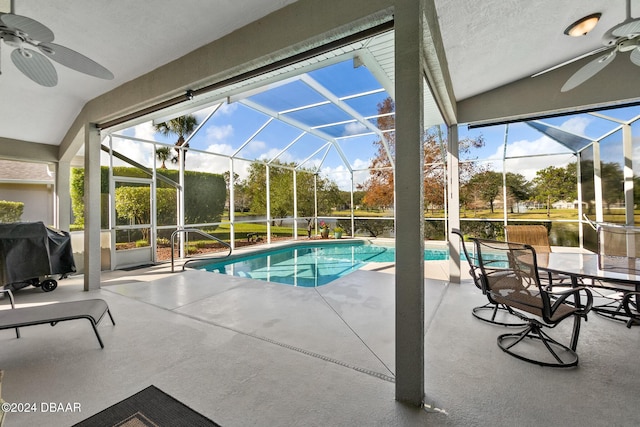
197, 241, 448, 287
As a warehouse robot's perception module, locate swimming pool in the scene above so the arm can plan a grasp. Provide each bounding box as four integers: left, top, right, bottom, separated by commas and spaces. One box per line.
196, 241, 448, 287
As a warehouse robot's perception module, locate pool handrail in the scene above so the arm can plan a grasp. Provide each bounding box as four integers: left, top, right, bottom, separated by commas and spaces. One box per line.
170, 228, 232, 272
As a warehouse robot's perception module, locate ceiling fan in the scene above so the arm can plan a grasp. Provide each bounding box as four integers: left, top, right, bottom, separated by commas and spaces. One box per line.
533, 0, 640, 92
0, 5, 113, 87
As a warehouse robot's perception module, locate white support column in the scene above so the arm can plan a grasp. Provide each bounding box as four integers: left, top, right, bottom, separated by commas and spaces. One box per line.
447, 125, 460, 284
151, 148, 158, 263
314, 174, 318, 235
350, 171, 355, 238
293, 170, 298, 239
622, 124, 635, 256
229, 158, 236, 250
395, 0, 425, 406
84, 124, 101, 291
108, 138, 116, 271
623, 124, 634, 226
55, 160, 71, 231
502, 124, 509, 226
266, 165, 271, 244
178, 145, 186, 258
594, 141, 604, 223
576, 155, 584, 249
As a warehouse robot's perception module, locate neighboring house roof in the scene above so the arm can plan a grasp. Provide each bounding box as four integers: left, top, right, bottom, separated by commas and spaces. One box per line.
0, 160, 54, 183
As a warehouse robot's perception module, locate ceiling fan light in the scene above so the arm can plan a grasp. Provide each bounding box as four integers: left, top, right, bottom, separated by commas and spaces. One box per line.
564, 13, 602, 37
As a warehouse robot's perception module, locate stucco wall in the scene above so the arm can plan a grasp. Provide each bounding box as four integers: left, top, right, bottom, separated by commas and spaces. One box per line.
0, 183, 54, 224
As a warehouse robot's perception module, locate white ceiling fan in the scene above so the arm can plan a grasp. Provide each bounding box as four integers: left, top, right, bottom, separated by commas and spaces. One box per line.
0, 2, 113, 87
534, 0, 640, 92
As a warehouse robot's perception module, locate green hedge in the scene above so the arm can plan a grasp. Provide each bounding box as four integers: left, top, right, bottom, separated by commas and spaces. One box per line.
158, 169, 226, 224
70, 168, 85, 226
0, 200, 24, 223
115, 187, 176, 225
71, 166, 226, 228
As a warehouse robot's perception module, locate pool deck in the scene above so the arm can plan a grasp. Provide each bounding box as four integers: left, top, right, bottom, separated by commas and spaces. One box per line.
0, 243, 637, 426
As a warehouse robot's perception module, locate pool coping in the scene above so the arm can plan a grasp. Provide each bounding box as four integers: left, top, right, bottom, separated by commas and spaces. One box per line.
182, 237, 449, 272
184, 237, 374, 268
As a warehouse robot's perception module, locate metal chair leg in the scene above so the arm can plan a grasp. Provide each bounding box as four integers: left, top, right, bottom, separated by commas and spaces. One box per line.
1, 289, 19, 338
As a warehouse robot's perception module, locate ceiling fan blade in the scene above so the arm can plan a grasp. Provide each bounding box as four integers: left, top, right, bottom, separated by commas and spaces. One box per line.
561, 50, 617, 92
611, 18, 640, 37
531, 46, 611, 78
0, 13, 54, 42
38, 42, 114, 80
10, 48, 57, 87
630, 47, 640, 66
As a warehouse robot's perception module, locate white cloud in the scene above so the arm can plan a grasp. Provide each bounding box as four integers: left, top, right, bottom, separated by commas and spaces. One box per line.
633, 136, 640, 165
482, 116, 593, 180
506, 154, 575, 181
320, 158, 372, 190
193, 105, 218, 123
506, 135, 569, 157
257, 147, 293, 162
232, 161, 252, 181
344, 122, 368, 136
559, 116, 591, 136
204, 143, 235, 156
181, 151, 231, 175
205, 124, 234, 141
301, 159, 322, 170
218, 103, 239, 115
109, 138, 154, 167
133, 122, 156, 141
247, 140, 267, 153
351, 158, 371, 170
486, 134, 575, 180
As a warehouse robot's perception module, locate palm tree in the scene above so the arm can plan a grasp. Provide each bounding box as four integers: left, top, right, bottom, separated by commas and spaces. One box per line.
153, 115, 199, 165
155, 146, 172, 169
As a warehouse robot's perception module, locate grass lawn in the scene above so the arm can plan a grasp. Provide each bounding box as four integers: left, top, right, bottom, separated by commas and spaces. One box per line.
200, 220, 306, 241
462, 209, 580, 220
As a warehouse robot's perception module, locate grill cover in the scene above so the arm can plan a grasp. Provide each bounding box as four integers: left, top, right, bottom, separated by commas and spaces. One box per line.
0, 222, 76, 286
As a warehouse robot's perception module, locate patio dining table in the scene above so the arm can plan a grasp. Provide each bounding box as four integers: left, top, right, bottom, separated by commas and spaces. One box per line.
536, 252, 640, 343
537, 252, 640, 289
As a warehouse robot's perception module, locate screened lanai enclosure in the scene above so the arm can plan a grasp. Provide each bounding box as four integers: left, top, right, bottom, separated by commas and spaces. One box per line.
458, 105, 640, 254
77, 27, 640, 270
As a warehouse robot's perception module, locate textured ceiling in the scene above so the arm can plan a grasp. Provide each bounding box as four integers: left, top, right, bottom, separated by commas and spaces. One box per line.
1, 0, 639, 149
0, 0, 298, 145
434, 0, 640, 100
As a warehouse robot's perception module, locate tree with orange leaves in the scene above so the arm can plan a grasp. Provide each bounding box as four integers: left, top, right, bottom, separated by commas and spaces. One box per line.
359, 97, 484, 211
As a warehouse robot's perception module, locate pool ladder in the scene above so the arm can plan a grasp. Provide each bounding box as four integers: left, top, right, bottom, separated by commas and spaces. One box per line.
170, 228, 232, 272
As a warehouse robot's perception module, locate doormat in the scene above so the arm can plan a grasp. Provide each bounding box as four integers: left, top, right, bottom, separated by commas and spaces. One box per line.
118, 263, 156, 271
73, 385, 221, 427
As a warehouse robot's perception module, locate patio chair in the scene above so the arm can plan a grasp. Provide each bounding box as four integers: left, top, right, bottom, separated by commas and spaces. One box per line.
0, 289, 19, 338
622, 292, 640, 328
590, 223, 640, 324
504, 225, 551, 254
472, 237, 593, 367
504, 225, 565, 286
451, 229, 525, 327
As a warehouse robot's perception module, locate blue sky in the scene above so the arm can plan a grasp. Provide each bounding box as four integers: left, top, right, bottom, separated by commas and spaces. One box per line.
459, 105, 640, 180
112, 59, 387, 190
108, 58, 640, 188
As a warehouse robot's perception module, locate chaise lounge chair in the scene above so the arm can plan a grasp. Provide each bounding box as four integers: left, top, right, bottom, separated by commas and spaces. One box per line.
0, 295, 115, 348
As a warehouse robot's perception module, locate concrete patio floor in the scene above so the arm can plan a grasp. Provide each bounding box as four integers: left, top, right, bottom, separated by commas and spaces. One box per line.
0, 257, 638, 426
